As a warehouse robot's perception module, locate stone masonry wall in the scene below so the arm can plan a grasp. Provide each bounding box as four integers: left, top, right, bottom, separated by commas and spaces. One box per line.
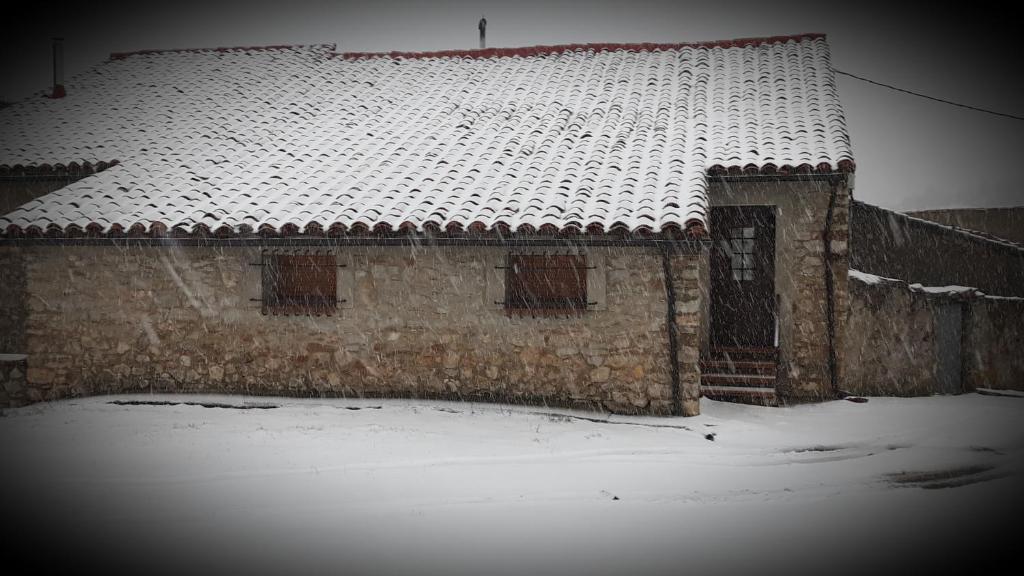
666, 247, 704, 416
709, 178, 850, 401
963, 297, 1024, 392
0, 246, 27, 354
0, 354, 28, 408
0, 179, 81, 216
11, 242, 704, 415
843, 275, 1024, 395
842, 277, 944, 396
908, 206, 1024, 245
852, 201, 1024, 297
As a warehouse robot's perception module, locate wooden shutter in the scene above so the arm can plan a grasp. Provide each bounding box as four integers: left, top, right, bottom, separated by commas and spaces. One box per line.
506, 254, 587, 315
263, 253, 337, 315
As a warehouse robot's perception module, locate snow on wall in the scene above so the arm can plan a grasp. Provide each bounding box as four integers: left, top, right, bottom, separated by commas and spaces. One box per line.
0, 35, 853, 237
849, 266, 1024, 301
851, 201, 1024, 298
844, 268, 1024, 395
847, 269, 893, 285
844, 272, 946, 396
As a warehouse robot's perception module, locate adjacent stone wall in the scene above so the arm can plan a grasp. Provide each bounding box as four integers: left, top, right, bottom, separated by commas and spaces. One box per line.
8, 242, 704, 415
852, 201, 1024, 297
843, 274, 1024, 395
0, 246, 27, 356
963, 297, 1024, 392
843, 276, 947, 396
708, 177, 850, 401
0, 178, 81, 215
0, 354, 28, 408
908, 206, 1024, 245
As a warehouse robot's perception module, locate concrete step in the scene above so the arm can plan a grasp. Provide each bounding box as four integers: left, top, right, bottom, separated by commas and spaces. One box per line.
708, 346, 778, 363
701, 385, 778, 406
700, 373, 776, 387
699, 360, 777, 376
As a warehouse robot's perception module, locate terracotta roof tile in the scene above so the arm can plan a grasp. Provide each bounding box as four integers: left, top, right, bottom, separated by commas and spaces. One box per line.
0, 36, 853, 237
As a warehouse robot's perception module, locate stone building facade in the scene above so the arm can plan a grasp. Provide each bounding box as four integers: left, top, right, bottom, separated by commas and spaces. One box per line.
0, 36, 858, 414
0, 240, 705, 415
707, 177, 850, 402
0, 176, 851, 413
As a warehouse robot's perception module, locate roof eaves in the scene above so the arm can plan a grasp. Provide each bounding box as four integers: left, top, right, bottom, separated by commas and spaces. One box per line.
856, 201, 1024, 254
707, 160, 855, 177
0, 160, 120, 178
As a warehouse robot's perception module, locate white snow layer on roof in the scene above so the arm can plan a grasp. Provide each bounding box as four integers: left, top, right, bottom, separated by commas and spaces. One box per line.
0, 38, 853, 235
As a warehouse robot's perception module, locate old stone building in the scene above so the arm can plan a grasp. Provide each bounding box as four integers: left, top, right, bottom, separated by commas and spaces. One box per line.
0, 34, 856, 414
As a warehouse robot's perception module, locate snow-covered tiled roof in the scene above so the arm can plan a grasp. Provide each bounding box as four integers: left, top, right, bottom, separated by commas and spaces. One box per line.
0, 34, 854, 237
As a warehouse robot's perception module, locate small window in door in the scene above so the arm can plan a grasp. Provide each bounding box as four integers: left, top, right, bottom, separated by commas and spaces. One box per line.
729, 226, 755, 281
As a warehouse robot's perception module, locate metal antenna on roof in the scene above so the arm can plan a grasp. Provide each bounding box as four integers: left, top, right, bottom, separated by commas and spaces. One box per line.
50, 37, 66, 99
478, 16, 487, 49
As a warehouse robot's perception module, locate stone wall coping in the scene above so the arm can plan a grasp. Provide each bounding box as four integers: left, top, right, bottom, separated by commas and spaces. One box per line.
848, 268, 1022, 301
854, 201, 1024, 255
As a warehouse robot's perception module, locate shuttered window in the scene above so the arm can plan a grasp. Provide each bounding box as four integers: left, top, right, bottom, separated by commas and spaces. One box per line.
262, 253, 337, 316
505, 254, 588, 316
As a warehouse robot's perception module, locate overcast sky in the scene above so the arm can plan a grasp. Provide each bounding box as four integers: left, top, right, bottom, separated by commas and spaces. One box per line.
2, 0, 1022, 211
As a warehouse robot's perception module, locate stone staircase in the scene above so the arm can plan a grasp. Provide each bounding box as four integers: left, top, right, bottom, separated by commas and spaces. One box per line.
700, 347, 779, 406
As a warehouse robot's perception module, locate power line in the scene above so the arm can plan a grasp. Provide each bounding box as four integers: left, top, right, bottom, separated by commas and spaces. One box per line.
835, 69, 1024, 122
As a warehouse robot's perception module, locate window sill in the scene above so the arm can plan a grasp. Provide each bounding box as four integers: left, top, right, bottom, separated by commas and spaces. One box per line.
261, 305, 337, 317
504, 307, 588, 318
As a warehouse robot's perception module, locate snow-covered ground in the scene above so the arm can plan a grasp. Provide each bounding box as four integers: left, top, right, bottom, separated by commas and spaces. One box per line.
1, 394, 1022, 576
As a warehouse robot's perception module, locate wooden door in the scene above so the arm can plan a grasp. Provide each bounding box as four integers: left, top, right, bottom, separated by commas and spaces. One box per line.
710, 206, 776, 348
933, 302, 963, 394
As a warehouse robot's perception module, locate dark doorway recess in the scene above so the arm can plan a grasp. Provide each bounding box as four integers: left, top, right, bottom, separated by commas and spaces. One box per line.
710, 205, 776, 348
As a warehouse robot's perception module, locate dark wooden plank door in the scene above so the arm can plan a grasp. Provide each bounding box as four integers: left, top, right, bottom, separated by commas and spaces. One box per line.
710, 206, 776, 348
933, 302, 963, 394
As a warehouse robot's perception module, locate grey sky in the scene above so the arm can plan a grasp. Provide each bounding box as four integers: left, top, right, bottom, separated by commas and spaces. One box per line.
2, 0, 1022, 211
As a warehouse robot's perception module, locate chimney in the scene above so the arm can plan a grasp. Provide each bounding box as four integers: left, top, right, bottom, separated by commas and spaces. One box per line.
50, 37, 66, 98
478, 16, 487, 49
